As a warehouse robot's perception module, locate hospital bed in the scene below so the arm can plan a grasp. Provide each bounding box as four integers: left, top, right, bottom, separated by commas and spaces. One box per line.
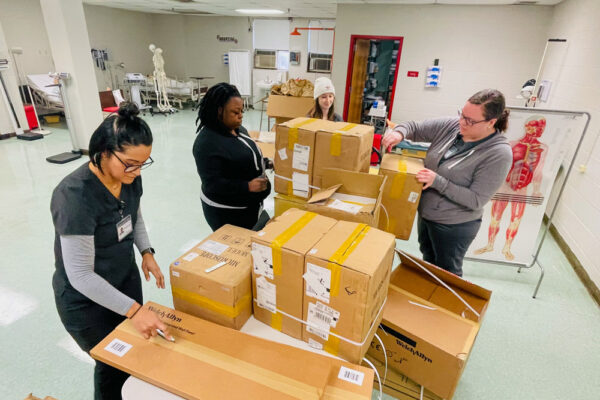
139, 76, 197, 109
26, 74, 64, 114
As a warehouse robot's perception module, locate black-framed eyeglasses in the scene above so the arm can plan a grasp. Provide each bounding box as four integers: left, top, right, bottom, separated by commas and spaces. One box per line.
457, 109, 488, 126
111, 151, 154, 173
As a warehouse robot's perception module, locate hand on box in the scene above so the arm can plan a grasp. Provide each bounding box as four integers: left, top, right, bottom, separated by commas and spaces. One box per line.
416, 168, 437, 190
249, 177, 268, 192
142, 253, 165, 289
130, 304, 173, 340
382, 123, 404, 152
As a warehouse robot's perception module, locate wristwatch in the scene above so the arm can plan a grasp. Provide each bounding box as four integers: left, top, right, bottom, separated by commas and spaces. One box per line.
141, 247, 155, 256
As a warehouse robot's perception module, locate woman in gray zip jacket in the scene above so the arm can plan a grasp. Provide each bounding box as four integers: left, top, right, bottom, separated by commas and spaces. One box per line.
382, 89, 512, 276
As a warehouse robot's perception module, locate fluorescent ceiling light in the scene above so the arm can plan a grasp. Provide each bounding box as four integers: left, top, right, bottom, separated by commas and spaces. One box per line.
235, 9, 284, 15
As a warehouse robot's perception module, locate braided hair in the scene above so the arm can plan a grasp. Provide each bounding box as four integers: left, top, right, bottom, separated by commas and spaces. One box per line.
89, 101, 153, 173
196, 82, 241, 134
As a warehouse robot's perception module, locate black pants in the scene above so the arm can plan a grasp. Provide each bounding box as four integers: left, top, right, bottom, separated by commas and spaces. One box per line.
54, 270, 142, 400
202, 201, 268, 231
417, 215, 481, 277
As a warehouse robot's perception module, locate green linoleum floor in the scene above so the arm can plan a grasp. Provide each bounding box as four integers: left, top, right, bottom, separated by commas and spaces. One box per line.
0, 108, 598, 400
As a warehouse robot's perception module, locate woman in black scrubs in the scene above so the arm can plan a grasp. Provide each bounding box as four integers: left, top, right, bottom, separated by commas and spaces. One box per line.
193, 83, 271, 231
51, 103, 172, 400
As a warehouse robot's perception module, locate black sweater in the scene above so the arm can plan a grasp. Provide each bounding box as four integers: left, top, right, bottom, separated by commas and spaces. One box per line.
193, 125, 271, 207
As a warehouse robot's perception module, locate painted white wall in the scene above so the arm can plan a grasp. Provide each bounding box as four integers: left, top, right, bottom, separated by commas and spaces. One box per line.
0, 20, 28, 134
542, 0, 600, 287
331, 4, 552, 121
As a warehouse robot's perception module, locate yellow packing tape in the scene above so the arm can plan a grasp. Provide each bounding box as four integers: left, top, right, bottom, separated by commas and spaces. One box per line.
172, 287, 251, 319
389, 161, 408, 199
287, 180, 293, 196
330, 123, 357, 156
327, 224, 369, 297
287, 118, 317, 150
324, 333, 341, 357
271, 312, 283, 331
271, 212, 317, 275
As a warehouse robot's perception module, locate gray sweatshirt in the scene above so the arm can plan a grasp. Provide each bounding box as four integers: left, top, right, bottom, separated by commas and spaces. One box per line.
394, 117, 512, 224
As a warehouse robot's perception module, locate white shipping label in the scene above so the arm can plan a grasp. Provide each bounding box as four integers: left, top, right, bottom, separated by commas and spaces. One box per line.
327, 199, 362, 215
316, 301, 340, 328
278, 148, 288, 161
308, 338, 323, 350
251, 243, 274, 279
408, 191, 419, 203
306, 302, 331, 341
172, 270, 180, 277
292, 143, 310, 172
105, 338, 132, 357
256, 276, 277, 314
304, 263, 331, 303
338, 366, 365, 386
183, 252, 199, 262
197, 240, 229, 256
292, 172, 309, 198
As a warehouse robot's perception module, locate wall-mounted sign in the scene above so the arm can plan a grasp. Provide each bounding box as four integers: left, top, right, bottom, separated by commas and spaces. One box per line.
217, 35, 238, 44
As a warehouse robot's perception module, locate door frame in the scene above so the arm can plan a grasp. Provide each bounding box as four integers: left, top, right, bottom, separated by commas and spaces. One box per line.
342, 34, 404, 122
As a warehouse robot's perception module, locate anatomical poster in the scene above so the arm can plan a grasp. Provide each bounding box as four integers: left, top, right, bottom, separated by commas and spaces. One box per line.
467, 109, 579, 265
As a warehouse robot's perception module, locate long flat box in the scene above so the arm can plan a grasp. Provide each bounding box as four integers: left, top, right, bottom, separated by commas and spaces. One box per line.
170, 225, 253, 330
91, 302, 374, 400
307, 168, 386, 227
378, 154, 424, 240
266, 94, 315, 121
274, 193, 308, 217
367, 252, 492, 399
302, 221, 395, 363
251, 209, 337, 339
363, 355, 442, 400
312, 122, 374, 190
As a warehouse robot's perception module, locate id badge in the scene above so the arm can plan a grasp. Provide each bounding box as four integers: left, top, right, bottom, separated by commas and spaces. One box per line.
116, 214, 133, 242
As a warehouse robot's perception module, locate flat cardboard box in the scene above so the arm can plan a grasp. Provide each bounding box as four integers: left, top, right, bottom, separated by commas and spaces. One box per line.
248, 130, 275, 160
307, 168, 386, 227
303, 221, 395, 363
274, 117, 321, 199
367, 251, 492, 399
362, 355, 442, 400
274, 193, 308, 217
312, 122, 374, 190
266, 94, 315, 121
91, 302, 374, 400
378, 154, 424, 240
170, 225, 253, 330
251, 209, 337, 339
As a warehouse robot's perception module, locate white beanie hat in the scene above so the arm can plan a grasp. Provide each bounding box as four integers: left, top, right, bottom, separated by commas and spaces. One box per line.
313, 77, 335, 99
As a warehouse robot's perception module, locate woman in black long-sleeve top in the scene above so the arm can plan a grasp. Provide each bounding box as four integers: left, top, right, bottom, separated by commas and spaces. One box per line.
193, 83, 271, 231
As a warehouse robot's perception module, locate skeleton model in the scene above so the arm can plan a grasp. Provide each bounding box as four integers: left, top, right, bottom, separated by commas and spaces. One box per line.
149, 44, 174, 113
475, 116, 548, 261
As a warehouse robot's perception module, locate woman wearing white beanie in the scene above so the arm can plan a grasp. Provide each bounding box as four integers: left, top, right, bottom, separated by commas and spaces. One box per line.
307, 77, 343, 121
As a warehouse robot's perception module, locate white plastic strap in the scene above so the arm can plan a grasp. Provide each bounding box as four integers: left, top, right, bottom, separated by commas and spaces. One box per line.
396, 249, 480, 318
273, 174, 321, 190
253, 297, 387, 348
362, 357, 382, 400
373, 332, 387, 385
420, 384, 424, 400
380, 203, 391, 231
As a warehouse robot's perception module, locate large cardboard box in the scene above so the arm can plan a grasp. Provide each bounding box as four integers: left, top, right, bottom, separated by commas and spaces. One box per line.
251, 209, 337, 340
368, 251, 492, 399
274, 118, 320, 199
378, 154, 424, 240
363, 355, 442, 400
307, 168, 386, 227
266, 94, 315, 123
274, 193, 308, 217
302, 221, 395, 363
248, 130, 275, 160
91, 302, 374, 400
312, 122, 374, 190
170, 225, 253, 330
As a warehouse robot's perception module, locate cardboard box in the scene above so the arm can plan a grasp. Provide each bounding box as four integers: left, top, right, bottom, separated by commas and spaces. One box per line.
266, 94, 315, 123
248, 130, 275, 160
363, 355, 442, 400
170, 225, 253, 330
274, 193, 308, 217
302, 221, 395, 363
312, 122, 374, 190
367, 251, 492, 399
251, 209, 337, 340
307, 168, 386, 227
378, 154, 424, 240
274, 118, 320, 199
91, 302, 374, 400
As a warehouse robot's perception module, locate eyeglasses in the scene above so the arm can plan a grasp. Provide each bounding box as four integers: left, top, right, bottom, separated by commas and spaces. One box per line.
457, 109, 488, 126
111, 151, 154, 173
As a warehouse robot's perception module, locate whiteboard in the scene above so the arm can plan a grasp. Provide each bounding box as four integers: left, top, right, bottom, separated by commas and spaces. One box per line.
228, 50, 251, 96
